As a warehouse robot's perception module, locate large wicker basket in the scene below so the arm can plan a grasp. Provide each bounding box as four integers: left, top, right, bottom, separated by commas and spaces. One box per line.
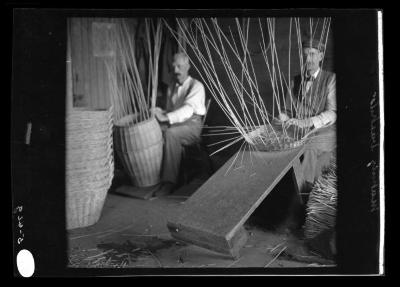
114, 115, 163, 187
66, 108, 114, 230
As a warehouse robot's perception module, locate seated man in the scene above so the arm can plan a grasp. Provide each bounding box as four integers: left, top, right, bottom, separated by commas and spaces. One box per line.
154, 52, 206, 196
279, 37, 337, 193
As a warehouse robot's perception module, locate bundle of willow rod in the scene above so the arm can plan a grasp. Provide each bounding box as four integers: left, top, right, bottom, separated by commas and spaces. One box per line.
303, 159, 337, 240
163, 17, 331, 155
104, 18, 162, 124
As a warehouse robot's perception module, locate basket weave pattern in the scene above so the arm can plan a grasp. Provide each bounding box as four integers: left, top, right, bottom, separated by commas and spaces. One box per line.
304, 159, 337, 239
246, 124, 306, 152
66, 108, 114, 230
114, 116, 163, 187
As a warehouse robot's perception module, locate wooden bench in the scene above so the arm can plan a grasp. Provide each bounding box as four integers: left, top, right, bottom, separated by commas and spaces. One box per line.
167, 144, 306, 259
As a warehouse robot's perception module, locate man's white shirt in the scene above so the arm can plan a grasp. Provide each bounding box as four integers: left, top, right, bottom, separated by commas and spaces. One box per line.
166, 76, 206, 124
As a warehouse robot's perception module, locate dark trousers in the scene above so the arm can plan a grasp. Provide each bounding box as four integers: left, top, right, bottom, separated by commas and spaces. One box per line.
302, 124, 336, 184
160, 115, 202, 184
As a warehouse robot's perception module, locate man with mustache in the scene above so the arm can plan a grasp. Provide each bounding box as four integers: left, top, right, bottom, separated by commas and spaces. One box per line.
278, 37, 337, 196
154, 52, 206, 196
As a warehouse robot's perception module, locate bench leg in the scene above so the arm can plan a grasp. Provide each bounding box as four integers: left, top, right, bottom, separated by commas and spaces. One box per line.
292, 157, 305, 205
227, 226, 248, 260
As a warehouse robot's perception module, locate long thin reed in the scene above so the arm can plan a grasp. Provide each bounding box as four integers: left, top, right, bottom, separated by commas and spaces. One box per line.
103, 18, 163, 124
162, 17, 331, 155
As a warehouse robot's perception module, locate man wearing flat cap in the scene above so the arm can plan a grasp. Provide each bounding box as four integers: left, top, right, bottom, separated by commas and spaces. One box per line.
279, 37, 336, 193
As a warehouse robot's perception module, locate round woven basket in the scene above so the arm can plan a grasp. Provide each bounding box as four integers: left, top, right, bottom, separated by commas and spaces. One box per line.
66, 107, 114, 230
246, 124, 306, 152
114, 115, 163, 187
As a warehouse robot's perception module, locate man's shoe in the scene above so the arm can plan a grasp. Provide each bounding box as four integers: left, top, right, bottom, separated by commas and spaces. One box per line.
154, 182, 175, 197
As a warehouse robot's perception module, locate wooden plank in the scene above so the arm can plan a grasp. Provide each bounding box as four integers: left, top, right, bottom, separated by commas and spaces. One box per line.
95, 50, 109, 109
167, 222, 235, 257
92, 20, 116, 57
167, 222, 248, 259
87, 19, 98, 109
85, 18, 95, 109
66, 20, 73, 113
80, 18, 91, 108
228, 226, 249, 259
70, 18, 84, 107
99, 18, 114, 109
167, 145, 305, 256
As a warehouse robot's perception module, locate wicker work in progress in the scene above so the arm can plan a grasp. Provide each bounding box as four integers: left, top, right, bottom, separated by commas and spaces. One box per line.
247, 123, 306, 152
303, 159, 337, 240
66, 108, 114, 230
114, 115, 163, 187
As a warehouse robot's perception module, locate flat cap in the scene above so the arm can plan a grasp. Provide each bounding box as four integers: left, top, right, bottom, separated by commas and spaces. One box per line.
302, 38, 325, 52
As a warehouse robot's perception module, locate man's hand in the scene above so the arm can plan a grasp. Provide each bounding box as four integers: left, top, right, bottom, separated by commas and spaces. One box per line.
154, 108, 169, 123
273, 113, 289, 125
285, 118, 314, 129
278, 113, 290, 122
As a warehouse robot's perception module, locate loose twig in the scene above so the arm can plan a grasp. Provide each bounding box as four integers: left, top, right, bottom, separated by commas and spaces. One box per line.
264, 246, 287, 268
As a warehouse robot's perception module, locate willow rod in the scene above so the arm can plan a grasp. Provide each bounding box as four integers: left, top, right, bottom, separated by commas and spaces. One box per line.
306, 18, 332, 136
172, 19, 253, 143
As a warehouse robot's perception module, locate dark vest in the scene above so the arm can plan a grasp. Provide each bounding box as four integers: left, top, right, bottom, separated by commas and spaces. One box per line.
166, 77, 196, 112
290, 70, 335, 118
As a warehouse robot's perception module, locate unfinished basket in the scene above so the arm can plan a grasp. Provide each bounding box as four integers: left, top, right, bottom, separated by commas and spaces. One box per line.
66, 107, 114, 230
114, 115, 163, 187
246, 123, 306, 152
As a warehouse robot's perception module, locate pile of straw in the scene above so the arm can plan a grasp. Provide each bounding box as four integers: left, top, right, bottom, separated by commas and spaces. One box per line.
303, 158, 337, 240
68, 248, 130, 268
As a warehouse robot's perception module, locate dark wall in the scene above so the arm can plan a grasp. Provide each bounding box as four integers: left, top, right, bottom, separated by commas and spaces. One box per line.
333, 12, 381, 274
12, 9, 67, 276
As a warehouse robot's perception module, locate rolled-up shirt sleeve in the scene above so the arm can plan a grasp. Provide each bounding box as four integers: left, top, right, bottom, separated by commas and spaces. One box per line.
311, 74, 337, 129
166, 81, 206, 124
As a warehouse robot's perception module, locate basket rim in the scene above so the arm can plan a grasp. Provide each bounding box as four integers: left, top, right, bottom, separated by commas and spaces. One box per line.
114, 114, 157, 128
68, 107, 112, 112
